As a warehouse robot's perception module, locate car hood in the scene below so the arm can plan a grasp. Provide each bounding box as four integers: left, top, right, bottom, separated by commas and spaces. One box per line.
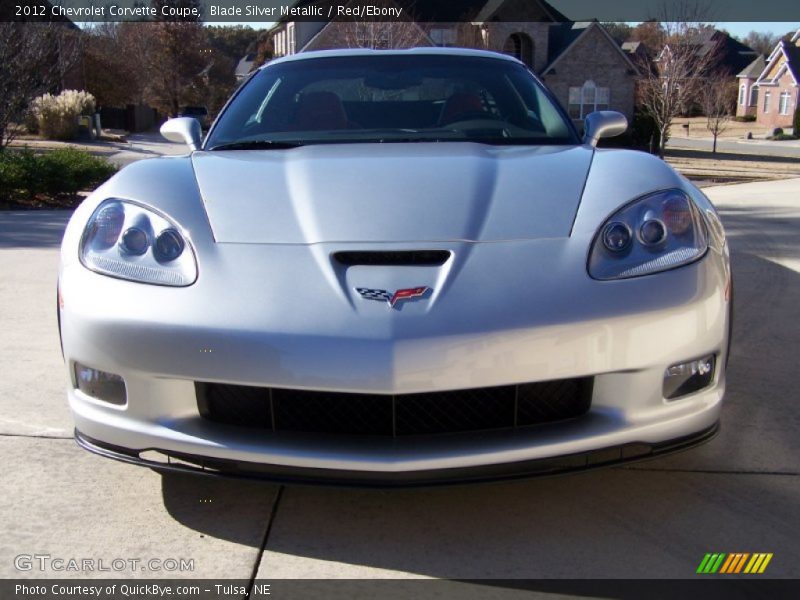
191, 142, 593, 244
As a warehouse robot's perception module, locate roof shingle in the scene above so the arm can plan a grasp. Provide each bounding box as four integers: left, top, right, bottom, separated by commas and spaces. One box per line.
737, 54, 766, 79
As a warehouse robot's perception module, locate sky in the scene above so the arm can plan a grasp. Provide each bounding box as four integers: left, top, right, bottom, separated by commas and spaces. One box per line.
713, 22, 799, 37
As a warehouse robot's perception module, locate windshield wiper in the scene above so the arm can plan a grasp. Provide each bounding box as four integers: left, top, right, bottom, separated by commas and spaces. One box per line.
209, 140, 304, 151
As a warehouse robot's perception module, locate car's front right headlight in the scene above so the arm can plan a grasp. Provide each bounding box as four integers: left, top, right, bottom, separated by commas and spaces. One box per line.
588, 189, 708, 280
80, 199, 197, 286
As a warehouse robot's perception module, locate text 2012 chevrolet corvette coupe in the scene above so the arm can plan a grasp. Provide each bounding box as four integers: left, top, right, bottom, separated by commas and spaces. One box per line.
59, 48, 730, 485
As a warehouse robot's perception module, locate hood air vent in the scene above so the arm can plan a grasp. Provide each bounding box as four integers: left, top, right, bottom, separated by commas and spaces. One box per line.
334, 250, 451, 267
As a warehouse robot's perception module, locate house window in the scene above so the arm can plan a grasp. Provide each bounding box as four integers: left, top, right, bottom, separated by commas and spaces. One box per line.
429, 28, 455, 47
749, 86, 758, 107
738, 84, 746, 106
287, 23, 296, 55
568, 80, 610, 120
502, 33, 534, 67
779, 91, 791, 115
763, 91, 770, 113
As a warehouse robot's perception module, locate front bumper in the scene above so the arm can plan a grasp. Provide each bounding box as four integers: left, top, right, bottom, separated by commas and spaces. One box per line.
61, 233, 730, 484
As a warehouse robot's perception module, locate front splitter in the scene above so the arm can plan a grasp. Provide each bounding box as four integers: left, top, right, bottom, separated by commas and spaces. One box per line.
75, 423, 719, 488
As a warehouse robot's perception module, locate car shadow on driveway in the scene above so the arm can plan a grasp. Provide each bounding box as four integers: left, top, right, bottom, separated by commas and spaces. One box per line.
0, 210, 72, 249
157, 460, 800, 578
159, 472, 280, 547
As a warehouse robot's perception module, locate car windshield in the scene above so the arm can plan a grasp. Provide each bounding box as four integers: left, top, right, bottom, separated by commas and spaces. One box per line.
206, 54, 578, 149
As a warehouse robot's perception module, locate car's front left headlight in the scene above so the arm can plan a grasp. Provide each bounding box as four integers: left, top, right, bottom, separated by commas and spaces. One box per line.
588, 189, 708, 280
80, 199, 197, 286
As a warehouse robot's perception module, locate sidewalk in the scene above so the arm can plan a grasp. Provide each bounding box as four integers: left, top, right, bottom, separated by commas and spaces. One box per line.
670, 134, 800, 148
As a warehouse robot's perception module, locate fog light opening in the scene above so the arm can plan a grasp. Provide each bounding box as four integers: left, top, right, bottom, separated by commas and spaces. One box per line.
663, 355, 715, 400
74, 363, 127, 405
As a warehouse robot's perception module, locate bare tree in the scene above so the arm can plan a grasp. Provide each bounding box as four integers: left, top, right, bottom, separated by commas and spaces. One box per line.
629, 21, 665, 54
635, 18, 721, 157
84, 23, 131, 108
703, 71, 735, 153
740, 30, 779, 56
0, 23, 83, 148
144, 22, 209, 117
252, 31, 274, 69
338, 20, 430, 50
119, 24, 163, 106
602, 22, 634, 46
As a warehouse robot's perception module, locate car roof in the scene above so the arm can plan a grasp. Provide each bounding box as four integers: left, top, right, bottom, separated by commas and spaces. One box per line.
263, 47, 524, 69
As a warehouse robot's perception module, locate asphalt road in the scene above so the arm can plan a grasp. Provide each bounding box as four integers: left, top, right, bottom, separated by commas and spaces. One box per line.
0, 178, 798, 588
667, 135, 800, 158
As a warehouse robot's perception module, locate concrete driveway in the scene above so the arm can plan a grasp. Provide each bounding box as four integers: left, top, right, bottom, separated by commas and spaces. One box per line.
9, 132, 187, 169
98, 132, 188, 168
1, 178, 798, 586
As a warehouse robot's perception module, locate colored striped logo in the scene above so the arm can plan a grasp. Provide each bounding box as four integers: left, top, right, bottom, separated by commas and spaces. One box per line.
696, 553, 773, 574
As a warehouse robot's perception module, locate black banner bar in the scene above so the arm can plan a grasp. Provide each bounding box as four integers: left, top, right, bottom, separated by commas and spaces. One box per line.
3, 0, 800, 23
1, 579, 799, 600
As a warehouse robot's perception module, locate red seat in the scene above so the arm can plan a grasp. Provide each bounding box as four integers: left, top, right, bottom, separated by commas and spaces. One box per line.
439, 92, 485, 124
289, 91, 349, 131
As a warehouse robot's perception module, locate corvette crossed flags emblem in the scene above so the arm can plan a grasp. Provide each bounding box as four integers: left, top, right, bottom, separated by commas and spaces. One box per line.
356, 286, 430, 308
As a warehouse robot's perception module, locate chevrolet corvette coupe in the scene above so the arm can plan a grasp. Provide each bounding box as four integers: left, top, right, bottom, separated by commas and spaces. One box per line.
59, 48, 730, 485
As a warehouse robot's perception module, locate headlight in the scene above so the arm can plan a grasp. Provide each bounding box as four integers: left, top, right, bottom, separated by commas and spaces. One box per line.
588, 189, 708, 280
80, 199, 197, 286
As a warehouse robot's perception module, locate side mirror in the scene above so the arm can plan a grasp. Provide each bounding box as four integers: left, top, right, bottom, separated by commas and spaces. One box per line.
160, 117, 202, 150
582, 111, 628, 147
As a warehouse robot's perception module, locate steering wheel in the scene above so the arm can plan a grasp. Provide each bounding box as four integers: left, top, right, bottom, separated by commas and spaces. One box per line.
439, 111, 504, 127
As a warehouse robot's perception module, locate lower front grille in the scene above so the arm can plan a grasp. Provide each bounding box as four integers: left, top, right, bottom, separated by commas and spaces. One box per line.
197, 378, 593, 437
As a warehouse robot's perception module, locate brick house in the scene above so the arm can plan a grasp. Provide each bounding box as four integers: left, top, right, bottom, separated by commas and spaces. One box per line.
735, 55, 766, 118
744, 28, 800, 131
267, 0, 639, 124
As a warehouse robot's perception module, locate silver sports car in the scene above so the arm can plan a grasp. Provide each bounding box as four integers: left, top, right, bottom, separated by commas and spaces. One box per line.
59, 48, 731, 485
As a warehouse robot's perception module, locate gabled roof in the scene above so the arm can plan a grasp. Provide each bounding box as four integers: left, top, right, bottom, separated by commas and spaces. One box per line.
757, 39, 800, 86
621, 41, 642, 53
473, 0, 568, 22
546, 21, 593, 64
543, 21, 638, 75
712, 31, 759, 74
737, 54, 766, 79
657, 29, 757, 76
235, 54, 256, 79
784, 43, 800, 83
691, 29, 758, 74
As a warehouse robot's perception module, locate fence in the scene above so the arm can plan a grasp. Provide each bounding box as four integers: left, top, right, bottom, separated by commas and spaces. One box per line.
99, 105, 161, 133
